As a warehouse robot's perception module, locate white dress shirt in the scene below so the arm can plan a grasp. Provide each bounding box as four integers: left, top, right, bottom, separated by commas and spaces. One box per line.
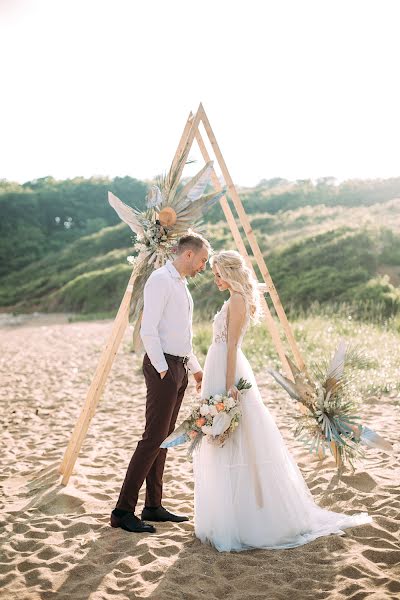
140, 260, 202, 374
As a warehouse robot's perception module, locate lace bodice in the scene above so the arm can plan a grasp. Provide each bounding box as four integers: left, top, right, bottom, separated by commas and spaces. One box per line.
212, 299, 249, 346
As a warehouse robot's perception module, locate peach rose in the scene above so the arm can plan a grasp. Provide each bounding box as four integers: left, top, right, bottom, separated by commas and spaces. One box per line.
195, 417, 206, 427
216, 402, 225, 412
189, 430, 199, 439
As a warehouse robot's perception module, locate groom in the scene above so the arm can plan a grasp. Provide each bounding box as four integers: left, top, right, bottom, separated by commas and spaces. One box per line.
111, 232, 210, 533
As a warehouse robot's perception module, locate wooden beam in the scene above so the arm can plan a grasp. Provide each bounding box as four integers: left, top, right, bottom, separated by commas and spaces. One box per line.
168, 105, 203, 188
198, 104, 305, 371
169, 112, 194, 174
193, 124, 292, 378
59, 269, 137, 483
59, 109, 204, 484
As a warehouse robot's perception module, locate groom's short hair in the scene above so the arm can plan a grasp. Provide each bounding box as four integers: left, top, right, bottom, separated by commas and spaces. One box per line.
176, 232, 211, 255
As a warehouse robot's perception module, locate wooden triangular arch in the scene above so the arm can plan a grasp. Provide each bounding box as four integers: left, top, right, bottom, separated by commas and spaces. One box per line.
59, 103, 306, 485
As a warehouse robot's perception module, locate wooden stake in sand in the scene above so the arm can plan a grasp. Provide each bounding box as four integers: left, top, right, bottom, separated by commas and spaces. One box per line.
59, 269, 136, 484
59, 104, 310, 485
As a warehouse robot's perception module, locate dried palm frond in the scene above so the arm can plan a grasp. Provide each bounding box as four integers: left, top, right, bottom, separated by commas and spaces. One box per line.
174, 161, 214, 207
157, 154, 193, 205
268, 340, 392, 470
146, 185, 163, 209
161, 422, 191, 449
108, 192, 144, 236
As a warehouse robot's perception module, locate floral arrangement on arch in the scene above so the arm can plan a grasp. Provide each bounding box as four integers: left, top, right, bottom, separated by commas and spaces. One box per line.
107, 157, 225, 344
268, 341, 392, 470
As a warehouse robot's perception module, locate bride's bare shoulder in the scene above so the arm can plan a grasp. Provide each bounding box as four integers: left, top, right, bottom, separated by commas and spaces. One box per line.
229, 292, 246, 315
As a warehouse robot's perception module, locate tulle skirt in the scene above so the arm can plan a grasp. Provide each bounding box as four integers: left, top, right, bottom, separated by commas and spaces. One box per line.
193, 343, 371, 552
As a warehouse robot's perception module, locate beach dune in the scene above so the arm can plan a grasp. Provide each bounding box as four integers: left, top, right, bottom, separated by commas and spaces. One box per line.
1, 318, 399, 600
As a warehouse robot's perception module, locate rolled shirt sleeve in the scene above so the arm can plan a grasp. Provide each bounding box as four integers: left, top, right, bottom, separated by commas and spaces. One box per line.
140, 275, 169, 373
187, 352, 202, 374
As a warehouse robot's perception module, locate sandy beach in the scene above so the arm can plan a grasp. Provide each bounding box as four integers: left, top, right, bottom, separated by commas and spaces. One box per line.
1, 317, 399, 600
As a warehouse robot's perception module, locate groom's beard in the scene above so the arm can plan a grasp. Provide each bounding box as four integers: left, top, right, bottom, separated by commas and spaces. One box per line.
190, 269, 206, 281
188, 266, 206, 278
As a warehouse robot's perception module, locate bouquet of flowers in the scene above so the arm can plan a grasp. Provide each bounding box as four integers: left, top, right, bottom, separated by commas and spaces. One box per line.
268, 340, 392, 470
160, 378, 252, 457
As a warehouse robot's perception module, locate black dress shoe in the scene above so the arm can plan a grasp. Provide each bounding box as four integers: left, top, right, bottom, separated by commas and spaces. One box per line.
141, 506, 189, 523
110, 510, 156, 533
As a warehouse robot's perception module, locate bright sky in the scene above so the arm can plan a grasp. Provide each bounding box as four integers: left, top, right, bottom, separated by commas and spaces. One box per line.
1, 0, 399, 186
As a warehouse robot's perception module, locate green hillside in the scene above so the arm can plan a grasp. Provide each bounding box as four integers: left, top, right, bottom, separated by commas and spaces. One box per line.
1, 176, 400, 323
0, 176, 147, 277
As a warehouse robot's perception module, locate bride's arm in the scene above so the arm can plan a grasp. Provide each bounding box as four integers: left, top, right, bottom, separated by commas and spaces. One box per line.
226, 293, 246, 393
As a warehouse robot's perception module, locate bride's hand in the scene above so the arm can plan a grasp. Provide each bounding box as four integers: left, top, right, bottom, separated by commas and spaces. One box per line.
228, 386, 238, 400
193, 370, 203, 394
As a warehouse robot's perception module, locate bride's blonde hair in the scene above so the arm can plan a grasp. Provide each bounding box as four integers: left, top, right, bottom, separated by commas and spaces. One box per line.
210, 250, 263, 323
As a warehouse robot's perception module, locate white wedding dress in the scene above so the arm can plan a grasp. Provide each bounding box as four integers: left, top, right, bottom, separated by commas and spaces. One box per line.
193, 299, 371, 552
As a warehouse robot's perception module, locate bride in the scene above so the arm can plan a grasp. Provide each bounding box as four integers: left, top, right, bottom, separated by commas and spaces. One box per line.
193, 250, 371, 552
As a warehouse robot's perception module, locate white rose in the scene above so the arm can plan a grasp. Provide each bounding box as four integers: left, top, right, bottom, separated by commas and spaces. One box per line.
200, 405, 210, 416
225, 397, 236, 410
213, 394, 222, 403
209, 406, 218, 417
201, 425, 213, 435
211, 412, 231, 436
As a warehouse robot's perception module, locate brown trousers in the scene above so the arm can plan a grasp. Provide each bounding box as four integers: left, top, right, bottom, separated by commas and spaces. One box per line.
116, 353, 188, 512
